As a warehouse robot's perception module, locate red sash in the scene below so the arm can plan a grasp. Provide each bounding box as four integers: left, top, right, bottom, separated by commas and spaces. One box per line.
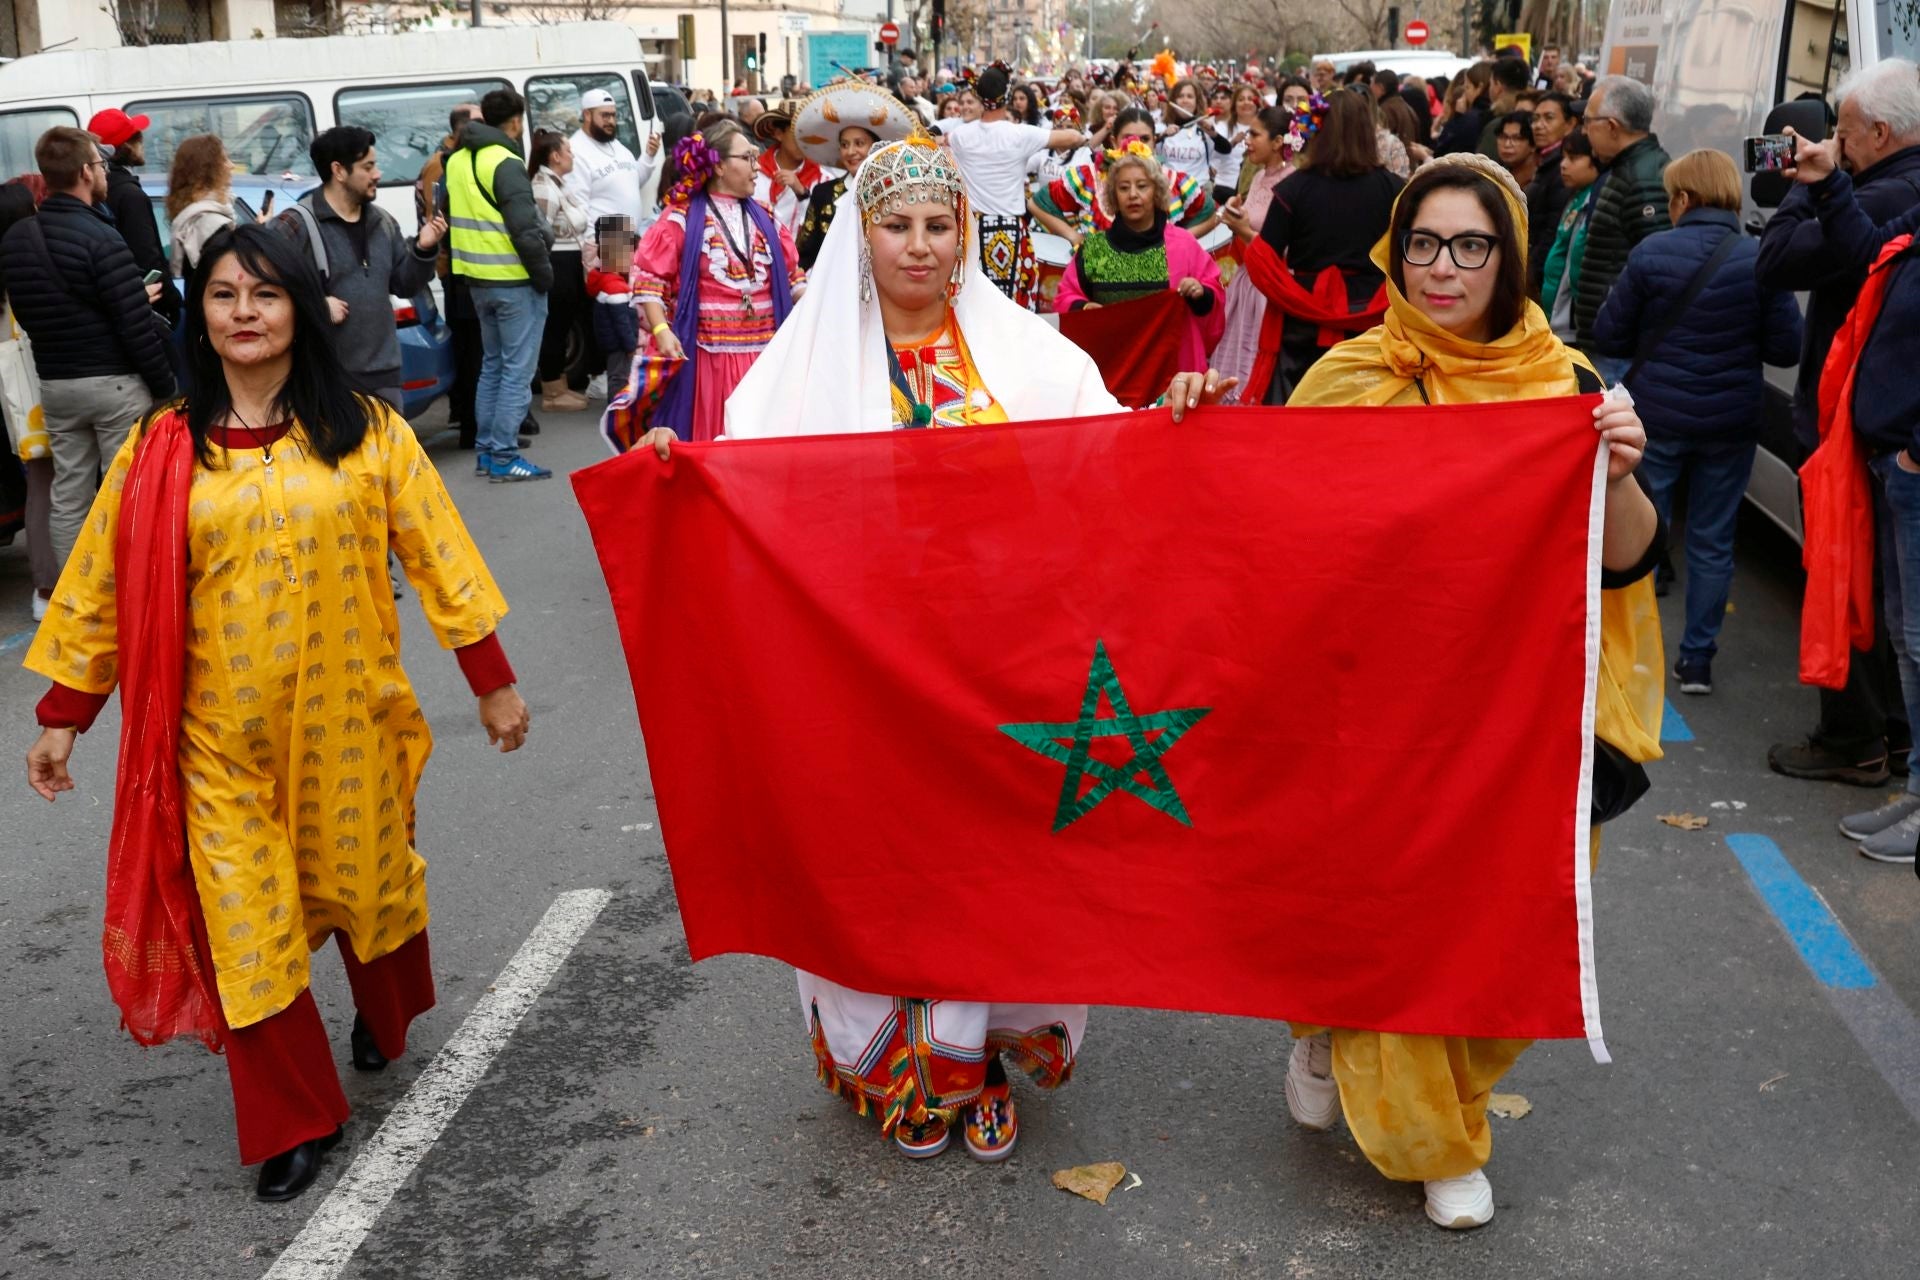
1799, 235, 1913, 689
101, 410, 223, 1049
1242, 237, 1388, 404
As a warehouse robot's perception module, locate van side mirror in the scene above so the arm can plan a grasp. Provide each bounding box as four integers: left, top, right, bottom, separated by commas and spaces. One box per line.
1752, 99, 1833, 209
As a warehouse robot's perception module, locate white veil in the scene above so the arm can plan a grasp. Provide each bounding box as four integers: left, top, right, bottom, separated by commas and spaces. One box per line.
724, 189, 1121, 440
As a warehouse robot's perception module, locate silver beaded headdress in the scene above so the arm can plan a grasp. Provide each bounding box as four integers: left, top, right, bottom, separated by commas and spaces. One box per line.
855, 130, 969, 225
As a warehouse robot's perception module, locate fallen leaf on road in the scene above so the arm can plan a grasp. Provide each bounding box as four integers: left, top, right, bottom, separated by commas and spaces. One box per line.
1488, 1092, 1532, 1119
1052, 1162, 1127, 1205
1658, 812, 1710, 830
1759, 1072, 1789, 1093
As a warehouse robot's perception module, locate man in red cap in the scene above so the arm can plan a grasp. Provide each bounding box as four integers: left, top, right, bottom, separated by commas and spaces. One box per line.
85, 108, 179, 327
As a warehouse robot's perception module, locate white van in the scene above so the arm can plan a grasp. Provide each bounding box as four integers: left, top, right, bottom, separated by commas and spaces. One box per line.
0, 21, 670, 235
1599, 0, 1919, 540
1312, 49, 1478, 85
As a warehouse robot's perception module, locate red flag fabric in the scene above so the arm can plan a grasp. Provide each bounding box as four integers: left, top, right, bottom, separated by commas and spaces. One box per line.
1056, 291, 1189, 408
573, 400, 1609, 1044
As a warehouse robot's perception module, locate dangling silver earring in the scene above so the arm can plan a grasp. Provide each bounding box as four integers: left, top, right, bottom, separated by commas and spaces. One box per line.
859, 238, 874, 304
947, 254, 965, 299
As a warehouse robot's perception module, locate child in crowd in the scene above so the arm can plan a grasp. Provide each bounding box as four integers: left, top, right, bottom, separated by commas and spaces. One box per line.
587, 216, 639, 394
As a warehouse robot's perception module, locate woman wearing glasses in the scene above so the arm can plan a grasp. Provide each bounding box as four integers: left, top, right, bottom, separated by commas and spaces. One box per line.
1283, 153, 1664, 1230
633, 120, 803, 442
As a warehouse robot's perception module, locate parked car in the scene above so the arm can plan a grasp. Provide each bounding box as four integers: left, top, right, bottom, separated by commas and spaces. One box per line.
140, 174, 455, 422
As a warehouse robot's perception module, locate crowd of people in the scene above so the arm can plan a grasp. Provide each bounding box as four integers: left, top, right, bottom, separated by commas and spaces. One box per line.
6, 28, 1920, 1242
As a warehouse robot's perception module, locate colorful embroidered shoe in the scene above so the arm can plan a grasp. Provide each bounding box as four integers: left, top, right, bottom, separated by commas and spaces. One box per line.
890, 1120, 952, 1159
963, 1082, 1019, 1162
893, 1114, 951, 1159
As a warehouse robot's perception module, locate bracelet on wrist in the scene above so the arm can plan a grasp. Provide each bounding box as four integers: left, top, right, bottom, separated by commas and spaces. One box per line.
650, 321, 671, 336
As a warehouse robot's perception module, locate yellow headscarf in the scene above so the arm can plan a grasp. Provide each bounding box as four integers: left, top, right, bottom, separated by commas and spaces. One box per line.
1290, 154, 1660, 766
1289, 153, 1599, 407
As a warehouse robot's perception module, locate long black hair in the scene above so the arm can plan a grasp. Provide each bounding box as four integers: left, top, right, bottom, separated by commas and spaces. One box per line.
183, 222, 376, 467
0, 182, 39, 309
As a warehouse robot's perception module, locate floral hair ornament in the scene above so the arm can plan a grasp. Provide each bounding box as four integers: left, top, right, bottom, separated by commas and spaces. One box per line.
1284, 93, 1330, 159
1100, 137, 1156, 169
663, 132, 723, 210
974, 60, 1013, 111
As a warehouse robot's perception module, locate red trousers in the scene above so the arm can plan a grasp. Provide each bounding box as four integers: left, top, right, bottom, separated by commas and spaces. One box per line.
191, 908, 435, 1165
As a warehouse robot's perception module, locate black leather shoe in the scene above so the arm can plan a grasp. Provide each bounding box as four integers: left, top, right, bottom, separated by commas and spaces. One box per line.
255, 1126, 342, 1202
350, 1014, 388, 1072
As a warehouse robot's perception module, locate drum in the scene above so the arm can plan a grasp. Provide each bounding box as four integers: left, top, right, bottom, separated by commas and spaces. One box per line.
1031, 231, 1074, 310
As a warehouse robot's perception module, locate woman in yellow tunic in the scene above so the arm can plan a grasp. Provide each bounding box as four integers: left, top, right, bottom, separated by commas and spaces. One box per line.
1281, 153, 1666, 1229
22, 224, 530, 1202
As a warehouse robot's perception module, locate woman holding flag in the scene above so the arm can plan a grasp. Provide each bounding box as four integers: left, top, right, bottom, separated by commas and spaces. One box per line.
633, 130, 1232, 1161
1281, 152, 1665, 1230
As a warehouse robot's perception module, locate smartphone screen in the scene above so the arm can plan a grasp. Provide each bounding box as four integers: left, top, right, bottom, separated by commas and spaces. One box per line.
1744, 134, 1795, 173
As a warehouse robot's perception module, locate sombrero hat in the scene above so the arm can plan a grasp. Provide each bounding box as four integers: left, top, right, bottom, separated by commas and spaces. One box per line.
791, 81, 917, 169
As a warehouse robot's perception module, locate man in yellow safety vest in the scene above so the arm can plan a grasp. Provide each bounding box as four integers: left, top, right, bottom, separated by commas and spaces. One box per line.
446, 87, 555, 481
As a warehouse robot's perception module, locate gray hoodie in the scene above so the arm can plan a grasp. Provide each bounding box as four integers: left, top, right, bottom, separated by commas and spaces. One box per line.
275, 190, 438, 392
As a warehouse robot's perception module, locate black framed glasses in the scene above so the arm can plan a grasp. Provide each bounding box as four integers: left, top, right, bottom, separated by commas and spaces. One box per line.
1402, 229, 1498, 270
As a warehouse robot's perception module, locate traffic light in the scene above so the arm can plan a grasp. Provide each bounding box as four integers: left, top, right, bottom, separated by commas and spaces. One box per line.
758, 32, 768, 74
745, 51, 759, 71
932, 0, 946, 41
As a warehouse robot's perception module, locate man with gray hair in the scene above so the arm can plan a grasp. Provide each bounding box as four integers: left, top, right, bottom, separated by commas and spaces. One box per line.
1758, 57, 1920, 796
1573, 74, 1671, 366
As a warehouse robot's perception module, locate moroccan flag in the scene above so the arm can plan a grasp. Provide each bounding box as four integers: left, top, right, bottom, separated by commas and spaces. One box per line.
573, 400, 1610, 1049
1057, 291, 1189, 408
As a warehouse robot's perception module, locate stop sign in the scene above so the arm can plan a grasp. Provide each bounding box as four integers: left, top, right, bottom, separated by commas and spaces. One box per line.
1406, 19, 1430, 46
880, 21, 900, 45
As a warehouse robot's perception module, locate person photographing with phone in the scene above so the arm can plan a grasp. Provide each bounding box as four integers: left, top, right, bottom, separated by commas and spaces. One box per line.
1755, 58, 1920, 796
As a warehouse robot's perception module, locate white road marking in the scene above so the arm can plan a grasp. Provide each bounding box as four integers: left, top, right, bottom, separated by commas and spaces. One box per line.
262, 888, 613, 1280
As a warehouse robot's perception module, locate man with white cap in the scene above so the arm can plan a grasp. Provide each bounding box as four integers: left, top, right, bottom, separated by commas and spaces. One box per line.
567, 88, 660, 258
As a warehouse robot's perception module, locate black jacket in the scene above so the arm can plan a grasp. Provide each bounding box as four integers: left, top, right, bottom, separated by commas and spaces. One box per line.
1525, 146, 1573, 296
1756, 144, 1920, 452
1574, 133, 1672, 344
0, 193, 175, 397
104, 160, 180, 325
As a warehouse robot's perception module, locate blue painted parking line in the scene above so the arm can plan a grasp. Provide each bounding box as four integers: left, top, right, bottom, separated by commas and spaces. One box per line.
0, 630, 33, 654
1661, 698, 1694, 743
1726, 834, 1875, 988
1727, 833, 1920, 1128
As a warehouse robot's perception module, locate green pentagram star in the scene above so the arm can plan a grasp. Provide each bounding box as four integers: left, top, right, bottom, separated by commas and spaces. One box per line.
998, 640, 1212, 833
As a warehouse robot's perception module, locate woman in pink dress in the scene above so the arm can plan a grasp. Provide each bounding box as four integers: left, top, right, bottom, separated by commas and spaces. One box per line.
635, 120, 804, 441
1211, 105, 1300, 403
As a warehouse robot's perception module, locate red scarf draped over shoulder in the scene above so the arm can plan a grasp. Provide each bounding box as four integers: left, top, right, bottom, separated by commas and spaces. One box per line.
1241, 236, 1389, 405
1799, 235, 1913, 690
102, 409, 224, 1050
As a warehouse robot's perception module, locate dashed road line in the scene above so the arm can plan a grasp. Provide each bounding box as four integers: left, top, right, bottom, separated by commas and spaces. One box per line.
1726, 834, 1920, 1127
262, 887, 613, 1280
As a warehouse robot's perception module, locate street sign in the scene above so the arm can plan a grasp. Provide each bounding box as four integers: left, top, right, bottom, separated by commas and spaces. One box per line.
879, 21, 900, 45
1406, 20, 1430, 46
778, 12, 808, 35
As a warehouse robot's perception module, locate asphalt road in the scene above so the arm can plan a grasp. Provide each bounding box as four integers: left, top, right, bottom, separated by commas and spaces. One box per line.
2, 406, 1916, 1279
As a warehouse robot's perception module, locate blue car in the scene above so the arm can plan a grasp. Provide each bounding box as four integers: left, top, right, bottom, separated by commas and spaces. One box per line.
139, 173, 454, 421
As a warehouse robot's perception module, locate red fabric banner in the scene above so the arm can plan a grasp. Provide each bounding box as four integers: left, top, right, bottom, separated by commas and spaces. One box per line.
1056, 291, 1189, 408
573, 401, 1607, 1041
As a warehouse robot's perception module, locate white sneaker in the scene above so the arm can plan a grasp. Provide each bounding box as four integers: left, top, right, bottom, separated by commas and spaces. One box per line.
586, 373, 608, 400
1284, 1031, 1339, 1130
1424, 1168, 1495, 1229
1840, 793, 1920, 841
30, 592, 48, 622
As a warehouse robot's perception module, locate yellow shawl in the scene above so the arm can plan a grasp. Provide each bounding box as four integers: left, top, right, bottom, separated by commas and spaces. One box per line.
1290, 155, 1662, 765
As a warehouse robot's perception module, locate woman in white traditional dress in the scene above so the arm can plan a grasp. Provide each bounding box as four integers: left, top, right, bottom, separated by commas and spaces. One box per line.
637, 132, 1229, 1162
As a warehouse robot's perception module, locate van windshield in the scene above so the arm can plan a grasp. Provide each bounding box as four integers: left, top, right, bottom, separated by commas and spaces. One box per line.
129, 94, 316, 177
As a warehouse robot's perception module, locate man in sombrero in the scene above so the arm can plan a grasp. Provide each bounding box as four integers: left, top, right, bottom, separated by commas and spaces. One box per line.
750, 98, 834, 239
792, 80, 919, 271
